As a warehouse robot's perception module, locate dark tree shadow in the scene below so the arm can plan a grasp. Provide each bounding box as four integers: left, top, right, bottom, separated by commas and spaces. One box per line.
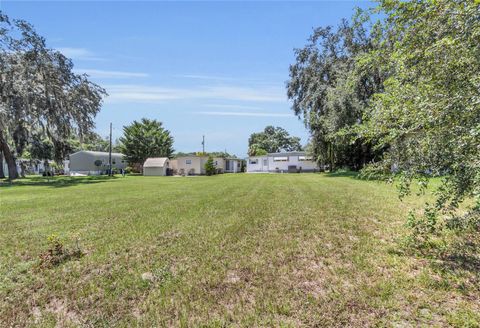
401, 233, 480, 294
0, 175, 119, 189
432, 236, 480, 289
323, 170, 360, 178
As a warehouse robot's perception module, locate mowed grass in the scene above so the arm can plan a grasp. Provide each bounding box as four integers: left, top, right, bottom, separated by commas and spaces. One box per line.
0, 174, 478, 327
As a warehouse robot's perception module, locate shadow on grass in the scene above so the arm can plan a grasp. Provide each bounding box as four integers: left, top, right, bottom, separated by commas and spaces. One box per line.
400, 233, 480, 294
0, 175, 119, 189
323, 170, 360, 178
433, 236, 480, 289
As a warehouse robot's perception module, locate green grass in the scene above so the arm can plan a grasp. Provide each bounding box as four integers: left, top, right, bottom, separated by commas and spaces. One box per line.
0, 174, 478, 327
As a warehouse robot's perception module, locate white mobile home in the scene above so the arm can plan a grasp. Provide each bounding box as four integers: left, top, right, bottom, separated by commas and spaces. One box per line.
170, 156, 242, 175
247, 151, 318, 173
68, 151, 127, 176
143, 157, 170, 176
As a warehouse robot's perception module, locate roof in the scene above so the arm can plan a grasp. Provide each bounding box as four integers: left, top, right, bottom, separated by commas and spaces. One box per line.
143, 157, 169, 167
267, 151, 306, 156
174, 155, 207, 159
174, 155, 226, 160
70, 150, 124, 157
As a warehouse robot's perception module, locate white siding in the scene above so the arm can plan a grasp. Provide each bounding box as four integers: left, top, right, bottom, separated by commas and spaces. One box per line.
246, 153, 318, 173
268, 155, 317, 172
246, 156, 268, 172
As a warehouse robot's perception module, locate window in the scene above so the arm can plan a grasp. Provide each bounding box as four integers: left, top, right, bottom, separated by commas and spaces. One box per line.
186, 159, 192, 164
299, 156, 313, 161
263, 159, 268, 166
249, 159, 258, 164
273, 156, 289, 162
215, 161, 218, 166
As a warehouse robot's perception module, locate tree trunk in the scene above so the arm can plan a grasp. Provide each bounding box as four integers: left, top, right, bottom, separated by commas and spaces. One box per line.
329, 142, 335, 172
0, 130, 18, 180
0, 151, 4, 179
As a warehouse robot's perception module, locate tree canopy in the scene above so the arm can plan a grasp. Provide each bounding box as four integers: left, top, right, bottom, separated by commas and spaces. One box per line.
119, 118, 174, 166
287, 9, 386, 170
288, 0, 479, 245
0, 13, 106, 179
359, 0, 480, 242
248, 126, 302, 156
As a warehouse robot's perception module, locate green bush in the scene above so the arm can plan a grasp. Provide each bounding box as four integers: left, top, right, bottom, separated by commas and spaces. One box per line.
205, 156, 216, 176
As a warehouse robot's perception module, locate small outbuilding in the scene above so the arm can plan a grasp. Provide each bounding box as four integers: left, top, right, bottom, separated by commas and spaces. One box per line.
143, 157, 170, 176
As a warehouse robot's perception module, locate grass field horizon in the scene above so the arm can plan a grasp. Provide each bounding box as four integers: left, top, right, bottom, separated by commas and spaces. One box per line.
1, 174, 478, 326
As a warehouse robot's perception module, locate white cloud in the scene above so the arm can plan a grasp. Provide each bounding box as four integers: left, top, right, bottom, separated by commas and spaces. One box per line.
175, 74, 234, 81
56, 47, 105, 61
73, 69, 149, 79
104, 84, 286, 103
197, 111, 294, 118
202, 104, 264, 110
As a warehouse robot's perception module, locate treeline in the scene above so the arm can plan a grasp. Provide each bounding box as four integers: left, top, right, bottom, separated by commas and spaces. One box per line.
0, 14, 105, 179
287, 9, 384, 171
288, 0, 479, 243
0, 13, 177, 179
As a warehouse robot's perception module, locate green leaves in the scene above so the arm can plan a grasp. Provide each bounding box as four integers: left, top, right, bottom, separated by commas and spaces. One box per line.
204, 156, 216, 176
0, 13, 106, 177
287, 10, 385, 169
119, 118, 174, 166
247, 126, 302, 156
360, 0, 480, 241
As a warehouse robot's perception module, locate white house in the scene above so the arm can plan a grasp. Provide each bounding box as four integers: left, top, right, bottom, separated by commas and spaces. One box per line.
143, 157, 170, 176
170, 156, 242, 175
247, 151, 318, 173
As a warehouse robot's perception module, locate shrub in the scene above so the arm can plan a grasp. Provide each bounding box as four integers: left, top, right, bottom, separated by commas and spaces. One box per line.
205, 156, 216, 176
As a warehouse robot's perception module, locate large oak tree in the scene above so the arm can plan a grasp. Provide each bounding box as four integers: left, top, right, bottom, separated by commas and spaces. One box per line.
0, 14, 106, 179
287, 10, 386, 170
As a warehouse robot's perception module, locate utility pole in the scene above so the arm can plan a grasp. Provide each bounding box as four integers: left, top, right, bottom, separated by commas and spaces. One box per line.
109, 122, 112, 176
202, 135, 205, 154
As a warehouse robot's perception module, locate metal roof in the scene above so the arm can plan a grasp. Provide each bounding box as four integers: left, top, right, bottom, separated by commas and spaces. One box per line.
267, 151, 307, 156
70, 150, 124, 157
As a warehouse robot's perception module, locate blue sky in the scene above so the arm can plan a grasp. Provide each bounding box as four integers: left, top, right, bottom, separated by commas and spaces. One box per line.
2, 1, 373, 157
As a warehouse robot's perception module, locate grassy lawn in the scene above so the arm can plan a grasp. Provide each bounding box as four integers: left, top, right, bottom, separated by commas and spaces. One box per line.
1, 174, 478, 327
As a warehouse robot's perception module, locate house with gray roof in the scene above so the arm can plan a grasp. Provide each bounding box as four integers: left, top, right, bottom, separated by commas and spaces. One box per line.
68, 151, 127, 176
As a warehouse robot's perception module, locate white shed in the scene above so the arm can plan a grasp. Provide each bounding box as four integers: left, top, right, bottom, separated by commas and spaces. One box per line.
143, 157, 170, 176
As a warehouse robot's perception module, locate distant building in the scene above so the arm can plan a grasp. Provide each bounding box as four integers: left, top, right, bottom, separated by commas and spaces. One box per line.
68, 151, 127, 176
0, 156, 57, 177
170, 156, 241, 175
246, 151, 318, 173
143, 157, 170, 176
